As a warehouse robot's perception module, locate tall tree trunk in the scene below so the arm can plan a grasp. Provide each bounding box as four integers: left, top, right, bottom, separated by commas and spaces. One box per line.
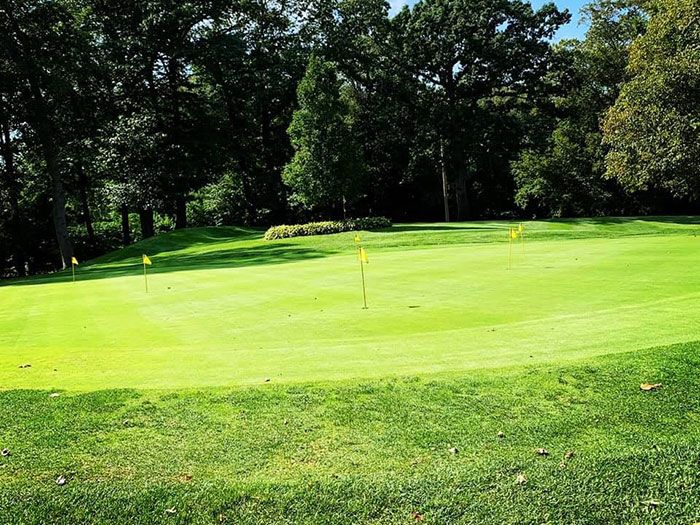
49, 161, 73, 269
121, 205, 131, 246
37, 120, 73, 267
175, 196, 187, 229
439, 138, 450, 222
215, 72, 256, 223
5, 9, 73, 268
36, 119, 73, 267
455, 172, 470, 221
77, 162, 95, 245
1, 116, 26, 276
139, 207, 155, 239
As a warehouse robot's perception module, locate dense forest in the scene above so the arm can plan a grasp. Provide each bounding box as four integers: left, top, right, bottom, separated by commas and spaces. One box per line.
0, 0, 698, 276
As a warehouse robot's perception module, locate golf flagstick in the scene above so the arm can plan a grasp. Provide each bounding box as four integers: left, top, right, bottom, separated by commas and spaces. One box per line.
71, 257, 79, 282
142, 254, 152, 292
359, 246, 368, 309
354, 233, 368, 309
508, 228, 513, 270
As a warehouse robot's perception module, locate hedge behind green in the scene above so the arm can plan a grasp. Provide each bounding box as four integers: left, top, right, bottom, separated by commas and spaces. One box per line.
264, 217, 391, 240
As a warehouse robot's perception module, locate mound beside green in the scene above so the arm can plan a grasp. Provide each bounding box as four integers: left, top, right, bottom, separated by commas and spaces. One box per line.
1, 217, 699, 523
1, 217, 699, 390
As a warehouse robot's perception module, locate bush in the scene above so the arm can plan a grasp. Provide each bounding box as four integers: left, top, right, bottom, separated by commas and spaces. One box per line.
264, 217, 391, 240
188, 173, 250, 227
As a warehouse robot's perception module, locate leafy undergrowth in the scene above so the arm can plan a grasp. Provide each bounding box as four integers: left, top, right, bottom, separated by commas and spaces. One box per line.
2, 341, 700, 524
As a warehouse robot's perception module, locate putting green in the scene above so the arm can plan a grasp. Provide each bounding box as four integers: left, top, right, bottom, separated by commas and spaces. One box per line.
1, 218, 699, 391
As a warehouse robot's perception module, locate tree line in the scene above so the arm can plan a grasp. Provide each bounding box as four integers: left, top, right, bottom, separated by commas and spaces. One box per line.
1, 0, 698, 276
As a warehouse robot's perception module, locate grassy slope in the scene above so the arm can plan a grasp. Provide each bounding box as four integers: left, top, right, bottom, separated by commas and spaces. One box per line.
1, 217, 699, 390
1, 217, 700, 524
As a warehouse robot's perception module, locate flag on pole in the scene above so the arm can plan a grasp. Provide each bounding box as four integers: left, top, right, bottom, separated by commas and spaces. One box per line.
357, 246, 369, 309
359, 247, 369, 264
71, 256, 78, 282
142, 254, 152, 292
519, 223, 525, 253
508, 228, 516, 270
354, 233, 361, 244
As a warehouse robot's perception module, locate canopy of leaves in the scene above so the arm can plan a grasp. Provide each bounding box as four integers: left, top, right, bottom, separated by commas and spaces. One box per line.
603, 0, 700, 199
283, 56, 365, 214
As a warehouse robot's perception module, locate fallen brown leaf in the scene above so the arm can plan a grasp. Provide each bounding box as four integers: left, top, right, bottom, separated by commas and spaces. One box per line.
411, 511, 424, 522
640, 383, 662, 392
516, 473, 527, 485
536, 448, 549, 457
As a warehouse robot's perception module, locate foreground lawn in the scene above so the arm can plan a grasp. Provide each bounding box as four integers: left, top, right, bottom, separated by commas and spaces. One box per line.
2, 343, 700, 524
1, 217, 700, 523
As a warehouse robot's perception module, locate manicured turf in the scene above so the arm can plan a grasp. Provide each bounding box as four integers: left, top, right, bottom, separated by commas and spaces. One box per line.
1, 217, 700, 523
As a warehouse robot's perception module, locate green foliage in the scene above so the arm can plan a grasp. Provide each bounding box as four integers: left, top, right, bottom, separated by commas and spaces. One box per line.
514, 0, 649, 217
69, 219, 137, 259
283, 56, 366, 212
603, 0, 700, 200
187, 173, 250, 227
2, 0, 699, 279
513, 121, 611, 217
397, 0, 570, 219
264, 217, 391, 240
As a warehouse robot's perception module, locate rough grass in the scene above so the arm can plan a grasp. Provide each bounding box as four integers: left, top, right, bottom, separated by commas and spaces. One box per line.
1, 217, 700, 523
2, 342, 700, 524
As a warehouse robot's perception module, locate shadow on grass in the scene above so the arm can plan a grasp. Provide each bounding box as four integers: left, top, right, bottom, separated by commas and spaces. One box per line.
4, 243, 337, 287
94, 226, 266, 264
3, 217, 698, 288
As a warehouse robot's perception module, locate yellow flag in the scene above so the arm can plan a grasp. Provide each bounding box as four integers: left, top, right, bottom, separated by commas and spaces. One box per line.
143, 254, 152, 266
354, 234, 361, 244
71, 257, 79, 266
510, 228, 518, 240
359, 247, 369, 264
518, 223, 524, 234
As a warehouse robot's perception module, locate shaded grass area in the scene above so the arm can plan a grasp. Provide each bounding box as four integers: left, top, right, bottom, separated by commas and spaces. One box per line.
2, 341, 700, 524
3, 216, 699, 286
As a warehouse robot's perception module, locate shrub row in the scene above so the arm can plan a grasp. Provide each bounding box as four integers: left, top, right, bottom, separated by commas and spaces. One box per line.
264, 217, 392, 240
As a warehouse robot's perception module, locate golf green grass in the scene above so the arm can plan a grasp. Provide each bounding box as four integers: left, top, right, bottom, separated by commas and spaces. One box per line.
1, 217, 700, 524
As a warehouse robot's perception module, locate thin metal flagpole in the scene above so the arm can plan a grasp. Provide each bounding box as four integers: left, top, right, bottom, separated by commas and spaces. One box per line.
359, 248, 368, 309
144, 260, 149, 293
508, 230, 513, 270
